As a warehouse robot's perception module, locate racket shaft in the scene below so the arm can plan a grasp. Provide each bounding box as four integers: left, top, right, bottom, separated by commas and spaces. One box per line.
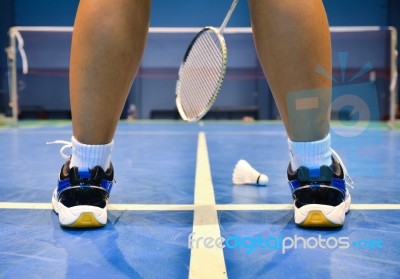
220, 0, 239, 33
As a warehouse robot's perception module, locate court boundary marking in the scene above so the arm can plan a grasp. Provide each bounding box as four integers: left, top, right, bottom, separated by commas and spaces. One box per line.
189, 132, 227, 278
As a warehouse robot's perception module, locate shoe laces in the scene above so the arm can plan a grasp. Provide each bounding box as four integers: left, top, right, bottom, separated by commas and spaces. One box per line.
330, 148, 354, 189
46, 140, 72, 160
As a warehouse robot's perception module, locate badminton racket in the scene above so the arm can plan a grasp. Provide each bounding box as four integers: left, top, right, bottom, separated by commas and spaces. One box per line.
176, 0, 239, 121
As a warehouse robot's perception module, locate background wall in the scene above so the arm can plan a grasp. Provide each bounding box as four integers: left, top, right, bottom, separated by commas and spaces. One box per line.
0, 0, 399, 116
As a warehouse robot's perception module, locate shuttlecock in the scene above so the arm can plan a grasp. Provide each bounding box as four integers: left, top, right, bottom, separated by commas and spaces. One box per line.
232, 159, 269, 186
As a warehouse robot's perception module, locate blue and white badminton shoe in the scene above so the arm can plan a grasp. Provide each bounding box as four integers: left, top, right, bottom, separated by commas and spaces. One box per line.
49, 141, 114, 228
287, 150, 353, 227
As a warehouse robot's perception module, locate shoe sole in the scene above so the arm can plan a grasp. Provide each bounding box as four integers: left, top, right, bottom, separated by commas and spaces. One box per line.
52, 189, 107, 228
294, 193, 351, 227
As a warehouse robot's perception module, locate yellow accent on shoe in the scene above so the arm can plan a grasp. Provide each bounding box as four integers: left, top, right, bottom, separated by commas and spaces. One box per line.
299, 210, 342, 227
63, 212, 105, 228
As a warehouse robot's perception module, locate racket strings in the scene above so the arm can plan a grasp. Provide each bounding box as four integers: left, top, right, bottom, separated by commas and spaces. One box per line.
181, 33, 220, 117
178, 29, 225, 120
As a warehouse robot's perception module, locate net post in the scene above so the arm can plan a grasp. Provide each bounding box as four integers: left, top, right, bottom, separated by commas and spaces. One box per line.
7, 28, 18, 127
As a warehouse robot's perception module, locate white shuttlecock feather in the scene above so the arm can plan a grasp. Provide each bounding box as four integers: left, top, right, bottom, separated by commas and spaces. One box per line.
232, 159, 269, 185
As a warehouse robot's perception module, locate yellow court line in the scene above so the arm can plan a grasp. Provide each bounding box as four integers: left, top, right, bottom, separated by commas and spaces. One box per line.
188, 132, 228, 279
1, 203, 400, 211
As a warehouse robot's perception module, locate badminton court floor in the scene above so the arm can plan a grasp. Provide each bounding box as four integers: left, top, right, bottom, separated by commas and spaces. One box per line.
0, 121, 399, 278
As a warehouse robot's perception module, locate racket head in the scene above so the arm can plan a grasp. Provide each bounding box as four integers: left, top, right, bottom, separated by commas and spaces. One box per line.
176, 27, 227, 122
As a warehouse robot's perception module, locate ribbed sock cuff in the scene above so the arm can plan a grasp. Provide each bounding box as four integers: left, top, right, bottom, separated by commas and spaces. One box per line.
69, 136, 113, 170
288, 134, 332, 171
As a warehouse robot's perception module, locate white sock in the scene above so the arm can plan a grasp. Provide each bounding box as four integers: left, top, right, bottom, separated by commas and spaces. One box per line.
288, 134, 332, 171
69, 136, 113, 170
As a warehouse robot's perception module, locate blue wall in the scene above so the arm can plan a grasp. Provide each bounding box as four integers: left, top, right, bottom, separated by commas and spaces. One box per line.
11, 0, 250, 27
14, 0, 79, 26
8, 0, 396, 27
1, 0, 399, 114
324, 0, 390, 26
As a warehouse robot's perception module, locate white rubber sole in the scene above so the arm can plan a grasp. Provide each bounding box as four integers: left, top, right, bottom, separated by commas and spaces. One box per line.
52, 189, 108, 228
294, 192, 351, 227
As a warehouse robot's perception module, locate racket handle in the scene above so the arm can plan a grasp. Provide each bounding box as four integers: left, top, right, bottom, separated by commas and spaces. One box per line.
219, 0, 239, 33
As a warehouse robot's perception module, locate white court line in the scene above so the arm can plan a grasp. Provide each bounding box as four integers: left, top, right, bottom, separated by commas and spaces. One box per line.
1, 203, 400, 210
189, 132, 227, 279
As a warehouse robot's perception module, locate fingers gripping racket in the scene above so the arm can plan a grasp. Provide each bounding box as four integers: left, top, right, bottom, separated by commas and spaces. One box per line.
176, 0, 239, 122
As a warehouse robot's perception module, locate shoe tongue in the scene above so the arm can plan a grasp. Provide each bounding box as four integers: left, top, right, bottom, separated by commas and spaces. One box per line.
297, 166, 333, 182
91, 166, 107, 184
78, 168, 91, 179
330, 158, 343, 177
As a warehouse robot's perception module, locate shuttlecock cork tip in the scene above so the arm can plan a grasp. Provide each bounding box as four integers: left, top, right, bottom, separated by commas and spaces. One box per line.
257, 174, 269, 185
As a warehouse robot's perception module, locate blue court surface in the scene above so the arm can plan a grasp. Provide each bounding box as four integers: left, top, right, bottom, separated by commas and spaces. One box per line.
0, 121, 399, 279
